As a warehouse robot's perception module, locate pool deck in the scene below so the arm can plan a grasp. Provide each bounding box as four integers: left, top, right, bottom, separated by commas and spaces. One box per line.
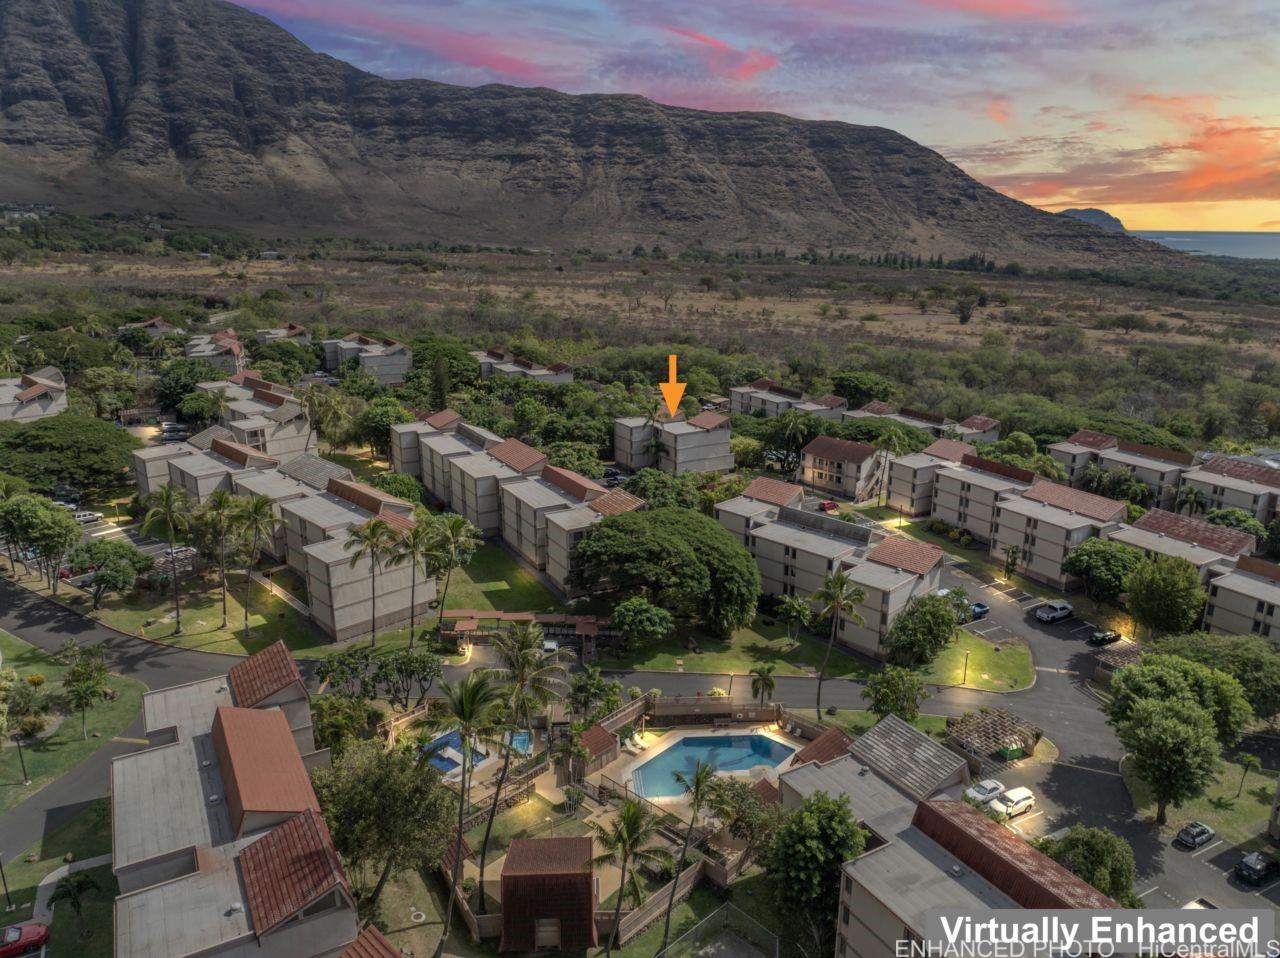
605, 724, 803, 806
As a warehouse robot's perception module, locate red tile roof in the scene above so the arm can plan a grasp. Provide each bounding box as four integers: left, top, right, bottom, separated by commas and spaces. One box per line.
802, 435, 875, 464
1133, 508, 1256, 556
747, 378, 775, 389
752, 778, 781, 805
501, 838, 597, 952
912, 800, 1117, 909
960, 454, 1036, 485
489, 438, 548, 473
1198, 456, 1280, 489
213, 706, 319, 836
251, 387, 289, 407
228, 640, 305, 707
503, 837, 593, 877
813, 394, 847, 408
1063, 429, 1118, 450
959, 414, 1000, 432
441, 833, 475, 874
326, 477, 412, 515
1115, 439, 1194, 467
210, 437, 279, 468
588, 488, 646, 516
741, 476, 804, 506
1023, 480, 1126, 523
687, 411, 729, 430
866, 537, 944, 576
240, 809, 350, 936
859, 400, 896, 415
580, 723, 616, 758
341, 925, 401, 958
923, 438, 975, 462
900, 407, 949, 426
426, 408, 461, 430
541, 465, 607, 501
792, 726, 853, 766
1236, 556, 1280, 583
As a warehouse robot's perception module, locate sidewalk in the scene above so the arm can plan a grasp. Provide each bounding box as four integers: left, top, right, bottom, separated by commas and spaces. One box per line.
32, 853, 112, 921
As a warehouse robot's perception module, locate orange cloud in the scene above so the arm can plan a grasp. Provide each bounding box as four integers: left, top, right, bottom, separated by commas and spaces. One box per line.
915, 0, 1062, 20
662, 26, 779, 81
985, 97, 1013, 124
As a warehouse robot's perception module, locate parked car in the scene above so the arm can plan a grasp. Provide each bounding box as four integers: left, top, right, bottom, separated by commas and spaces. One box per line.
1181, 898, 1219, 909
1235, 851, 1280, 885
817, 500, 839, 513
970, 601, 991, 620
1088, 629, 1122, 646
1174, 821, 1216, 849
160, 421, 187, 432
542, 638, 561, 656
964, 779, 1005, 804
1034, 601, 1074, 623
74, 510, 105, 524
602, 467, 622, 479
988, 786, 1036, 818
0, 921, 49, 956
160, 432, 189, 443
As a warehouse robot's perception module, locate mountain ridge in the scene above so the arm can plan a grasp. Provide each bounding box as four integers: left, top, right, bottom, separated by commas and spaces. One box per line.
0, 0, 1181, 265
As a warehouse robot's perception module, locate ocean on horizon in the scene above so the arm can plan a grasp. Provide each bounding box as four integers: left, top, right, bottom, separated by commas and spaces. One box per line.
1133, 230, 1280, 261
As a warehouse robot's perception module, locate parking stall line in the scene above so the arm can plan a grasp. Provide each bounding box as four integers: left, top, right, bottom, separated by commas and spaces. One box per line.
1137, 886, 1160, 899
1070, 622, 1094, 633
1256, 878, 1280, 896
1192, 840, 1223, 858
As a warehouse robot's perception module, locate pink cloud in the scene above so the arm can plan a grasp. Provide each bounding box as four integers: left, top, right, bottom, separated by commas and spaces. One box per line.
914, 0, 1063, 20
985, 97, 1013, 124
660, 26, 780, 81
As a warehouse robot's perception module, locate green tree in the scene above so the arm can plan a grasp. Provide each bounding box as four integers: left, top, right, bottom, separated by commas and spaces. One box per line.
199, 490, 240, 628
374, 648, 444, 713
766, 409, 820, 472
1124, 554, 1207, 638
812, 569, 866, 719
591, 799, 673, 958
429, 513, 482, 624
0, 414, 140, 493
707, 776, 782, 870
1109, 654, 1252, 745
1175, 485, 1208, 516
344, 517, 399, 647
862, 665, 928, 720
887, 593, 959, 666
1002, 544, 1021, 578
353, 395, 412, 458
750, 664, 777, 707
154, 359, 218, 410
177, 390, 224, 427
831, 370, 897, 407
371, 470, 423, 503
313, 740, 456, 907
776, 593, 815, 643
67, 539, 153, 609
388, 517, 437, 644
543, 440, 606, 478
610, 595, 675, 650
1205, 507, 1267, 539
1117, 698, 1221, 825
730, 434, 766, 469
235, 493, 282, 645
658, 761, 716, 953
142, 484, 192, 634
48, 871, 102, 939
621, 467, 699, 508
1237, 753, 1262, 797
1035, 825, 1141, 907
64, 653, 110, 740
1062, 538, 1144, 602
30, 502, 83, 594
311, 693, 379, 759
1155, 631, 1280, 721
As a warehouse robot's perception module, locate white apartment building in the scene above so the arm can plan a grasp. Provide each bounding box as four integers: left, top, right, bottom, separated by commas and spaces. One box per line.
185, 329, 247, 375
1047, 429, 1118, 484
471, 346, 574, 384
545, 488, 646, 597
167, 438, 281, 502
798, 435, 880, 500
885, 438, 975, 517
844, 402, 1000, 442
613, 412, 734, 475
1206, 556, 1280, 643
451, 437, 548, 536
989, 481, 1126, 589
1104, 507, 1254, 582
1096, 441, 1194, 509
931, 455, 1034, 544
1180, 456, 1280, 524
420, 422, 503, 507
841, 537, 944, 657
0, 366, 67, 423
390, 409, 462, 476
728, 378, 846, 419
255, 322, 311, 345
321, 334, 413, 386
500, 465, 607, 569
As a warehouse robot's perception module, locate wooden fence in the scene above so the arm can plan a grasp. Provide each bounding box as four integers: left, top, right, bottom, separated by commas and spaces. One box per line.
596, 859, 707, 947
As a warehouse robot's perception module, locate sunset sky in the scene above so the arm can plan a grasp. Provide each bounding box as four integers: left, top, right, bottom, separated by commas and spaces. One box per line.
235, 0, 1280, 232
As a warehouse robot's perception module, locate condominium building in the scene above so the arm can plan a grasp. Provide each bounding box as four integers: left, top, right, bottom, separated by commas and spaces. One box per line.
989, 481, 1126, 589
1046, 429, 1118, 484
844, 403, 1000, 442
1206, 556, 1280, 643
885, 438, 974, 517
0, 366, 67, 422
450, 438, 547, 536
713, 475, 806, 545
471, 346, 574, 384
613, 412, 734, 475
167, 438, 281, 502
185, 371, 314, 463
111, 642, 361, 957
229, 455, 355, 562
117, 317, 181, 339
1180, 456, 1280, 524
728, 378, 846, 419
185, 329, 247, 375
545, 488, 646, 597
390, 409, 462, 476
321, 334, 413, 386
420, 422, 503, 507
841, 537, 944, 656
931, 455, 1034, 544
1105, 508, 1254, 582
255, 322, 311, 345
500, 465, 607, 569
1096, 441, 1194, 509
133, 443, 198, 498
798, 435, 880, 500
955, 414, 1002, 444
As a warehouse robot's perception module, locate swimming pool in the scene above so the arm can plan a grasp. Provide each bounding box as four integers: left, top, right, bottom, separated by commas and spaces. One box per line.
632, 734, 795, 799
422, 729, 534, 774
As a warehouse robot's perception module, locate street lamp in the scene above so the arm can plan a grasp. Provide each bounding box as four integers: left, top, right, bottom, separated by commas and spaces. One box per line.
11, 733, 30, 786
962, 650, 971, 685
1, 852, 12, 911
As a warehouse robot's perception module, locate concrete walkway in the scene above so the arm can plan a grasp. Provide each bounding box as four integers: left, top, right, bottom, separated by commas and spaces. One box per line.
251, 569, 309, 615
32, 853, 112, 921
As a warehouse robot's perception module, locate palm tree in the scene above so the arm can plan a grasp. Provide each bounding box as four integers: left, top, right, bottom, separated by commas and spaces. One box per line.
49, 871, 101, 939
811, 569, 866, 720
236, 494, 282, 645
344, 517, 398, 647
142, 484, 192, 635
430, 513, 482, 627
388, 517, 438, 647
0, 474, 25, 571
427, 673, 508, 958
872, 425, 913, 504
0, 346, 18, 375
64, 656, 110, 740
200, 490, 239, 629
591, 799, 673, 958
776, 594, 813, 644
1001, 544, 1021, 579
1176, 484, 1208, 517
657, 761, 716, 954
750, 664, 776, 707
1237, 752, 1262, 797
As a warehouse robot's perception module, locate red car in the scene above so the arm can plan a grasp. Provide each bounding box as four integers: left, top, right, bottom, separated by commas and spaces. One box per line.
818, 500, 839, 513
0, 922, 47, 956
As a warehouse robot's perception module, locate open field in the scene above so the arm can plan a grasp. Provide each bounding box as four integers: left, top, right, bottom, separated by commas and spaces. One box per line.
1122, 755, 1278, 845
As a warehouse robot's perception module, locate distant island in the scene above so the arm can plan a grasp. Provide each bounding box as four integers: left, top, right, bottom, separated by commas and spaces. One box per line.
1057, 208, 1127, 233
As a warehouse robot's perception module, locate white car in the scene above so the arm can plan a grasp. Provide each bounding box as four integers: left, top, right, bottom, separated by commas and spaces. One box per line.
988, 786, 1036, 818
74, 511, 104, 524
542, 638, 561, 656
965, 779, 1006, 804
1034, 600, 1073, 623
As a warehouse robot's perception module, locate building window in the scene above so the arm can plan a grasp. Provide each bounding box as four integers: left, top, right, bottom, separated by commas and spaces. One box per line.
842, 905, 850, 926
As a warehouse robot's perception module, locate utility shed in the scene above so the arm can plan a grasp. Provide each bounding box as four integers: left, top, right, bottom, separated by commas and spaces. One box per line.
500, 837, 598, 952
847, 713, 970, 799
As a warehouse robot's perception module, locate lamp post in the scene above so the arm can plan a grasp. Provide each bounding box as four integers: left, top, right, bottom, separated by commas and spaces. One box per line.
11, 733, 30, 787
0, 851, 12, 911
962, 650, 971, 686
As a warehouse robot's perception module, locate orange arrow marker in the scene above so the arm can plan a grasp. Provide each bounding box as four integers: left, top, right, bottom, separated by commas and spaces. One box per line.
659, 353, 687, 417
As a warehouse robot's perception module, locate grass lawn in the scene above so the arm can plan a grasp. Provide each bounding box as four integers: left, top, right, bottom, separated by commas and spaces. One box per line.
377, 866, 497, 958
921, 629, 1034, 691
328, 447, 390, 483
1122, 755, 1278, 844
265, 566, 308, 605
0, 632, 145, 815
597, 619, 875, 680
606, 885, 726, 958
463, 793, 592, 859
823, 708, 950, 740
444, 545, 564, 614
850, 505, 897, 521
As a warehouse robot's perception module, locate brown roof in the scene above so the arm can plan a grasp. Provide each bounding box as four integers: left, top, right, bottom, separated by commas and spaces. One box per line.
240, 809, 350, 936
747, 378, 775, 389
922, 438, 975, 462
1198, 456, 1280, 490
251, 387, 289, 407
210, 437, 279, 468
900, 407, 949, 426
741, 476, 804, 507
580, 723, 616, 758
859, 400, 896, 415
588, 488, 645, 516
866, 537, 944, 576
548, 362, 571, 374
802, 435, 875, 464
228, 640, 304, 707
1133, 508, 1256, 556
752, 778, 781, 805
1236, 555, 1280, 582
1022, 480, 1126, 522
687, 411, 729, 430
425, 408, 461, 429
441, 833, 475, 874
813, 394, 847, 408
946, 707, 1041, 756
212, 707, 319, 836
1115, 439, 1194, 467
792, 726, 853, 766
341, 925, 401, 958
501, 838, 597, 952
503, 837, 593, 877
960, 454, 1035, 485
541, 465, 606, 501
959, 414, 1000, 431
912, 800, 1117, 909
327, 477, 411, 515
488, 438, 548, 473
1064, 429, 1118, 450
